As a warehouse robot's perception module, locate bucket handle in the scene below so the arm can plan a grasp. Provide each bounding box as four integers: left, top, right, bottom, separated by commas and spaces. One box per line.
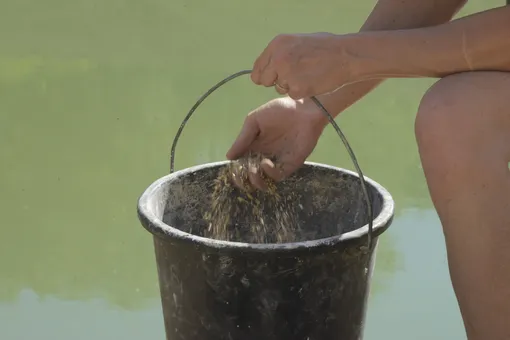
169, 70, 374, 252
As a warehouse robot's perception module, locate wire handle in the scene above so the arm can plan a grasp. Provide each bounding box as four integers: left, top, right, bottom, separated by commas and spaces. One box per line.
169, 70, 374, 252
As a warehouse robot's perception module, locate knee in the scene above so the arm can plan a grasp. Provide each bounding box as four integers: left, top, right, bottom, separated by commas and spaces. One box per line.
414, 73, 493, 199
414, 72, 497, 165
415, 74, 468, 156
415, 72, 510, 157
414, 71, 510, 202
413, 74, 483, 219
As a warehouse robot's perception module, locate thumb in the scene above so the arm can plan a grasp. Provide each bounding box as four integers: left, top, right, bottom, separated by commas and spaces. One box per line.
226, 115, 260, 160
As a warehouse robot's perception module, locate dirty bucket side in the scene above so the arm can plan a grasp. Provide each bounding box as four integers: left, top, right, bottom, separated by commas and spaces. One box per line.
137, 161, 395, 340
152, 235, 379, 340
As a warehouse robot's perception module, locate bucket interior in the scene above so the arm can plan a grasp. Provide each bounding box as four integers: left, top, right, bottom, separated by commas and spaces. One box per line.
154, 163, 384, 244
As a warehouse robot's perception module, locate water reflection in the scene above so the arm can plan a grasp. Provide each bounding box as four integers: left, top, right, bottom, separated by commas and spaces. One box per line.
0, 289, 164, 340
365, 209, 465, 339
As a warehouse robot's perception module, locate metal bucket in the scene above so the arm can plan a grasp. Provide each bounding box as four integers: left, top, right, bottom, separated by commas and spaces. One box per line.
137, 71, 395, 340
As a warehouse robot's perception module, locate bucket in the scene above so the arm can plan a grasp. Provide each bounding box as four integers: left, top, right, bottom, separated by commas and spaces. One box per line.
137, 71, 395, 340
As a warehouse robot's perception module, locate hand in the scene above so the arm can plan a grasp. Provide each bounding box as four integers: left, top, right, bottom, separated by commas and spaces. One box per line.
226, 97, 327, 191
251, 33, 356, 99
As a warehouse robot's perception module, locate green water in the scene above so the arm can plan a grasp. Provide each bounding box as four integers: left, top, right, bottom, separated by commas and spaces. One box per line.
0, 0, 500, 339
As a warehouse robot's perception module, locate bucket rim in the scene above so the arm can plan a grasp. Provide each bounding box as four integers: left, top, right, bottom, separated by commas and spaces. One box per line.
137, 161, 395, 252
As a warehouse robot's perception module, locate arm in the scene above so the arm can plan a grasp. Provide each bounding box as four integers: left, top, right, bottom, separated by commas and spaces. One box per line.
349, 6, 510, 81
311, 0, 467, 123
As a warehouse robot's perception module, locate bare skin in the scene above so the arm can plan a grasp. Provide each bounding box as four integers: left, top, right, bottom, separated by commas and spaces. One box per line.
416, 71, 510, 339
227, 1, 510, 339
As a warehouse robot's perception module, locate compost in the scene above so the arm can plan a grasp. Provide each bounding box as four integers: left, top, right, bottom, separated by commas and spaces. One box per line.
204, 152, 301, 243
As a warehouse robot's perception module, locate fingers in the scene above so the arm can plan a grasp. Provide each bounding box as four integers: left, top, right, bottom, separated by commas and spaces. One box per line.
260, 66, 278, 88
252, 36, 295, 97
230, 156, 297, 192
230, 169, 246, 191
252, 55, 289, 96
229, 158, 283, 192
274, 81, 289, 95
252, 42, 277, 87
246, 157, 294, 191
226, 115, 260, 160
252, 59, 278, 87
246, 158, 286, 191
260, 158, 285, 182
238, 159, 276, 192
252, 57, 308, 99
228, 157, 268, 192
248, 163, 268, 191
252, 34, 332, 99
286, 86, 310, 100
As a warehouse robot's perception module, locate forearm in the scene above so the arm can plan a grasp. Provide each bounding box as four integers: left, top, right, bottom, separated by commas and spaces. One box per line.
312, 0, 466, 123
353, 6, 510, 81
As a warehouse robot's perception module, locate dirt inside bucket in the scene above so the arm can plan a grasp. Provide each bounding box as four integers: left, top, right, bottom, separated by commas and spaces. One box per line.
203, 152, 300, 244
162, 156, 371, 244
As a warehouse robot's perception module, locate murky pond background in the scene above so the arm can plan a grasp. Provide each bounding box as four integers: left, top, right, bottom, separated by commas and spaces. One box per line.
0, 0, 500, 339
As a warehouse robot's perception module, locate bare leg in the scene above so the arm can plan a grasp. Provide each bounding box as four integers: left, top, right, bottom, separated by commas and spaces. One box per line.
415, 71, 510, 340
